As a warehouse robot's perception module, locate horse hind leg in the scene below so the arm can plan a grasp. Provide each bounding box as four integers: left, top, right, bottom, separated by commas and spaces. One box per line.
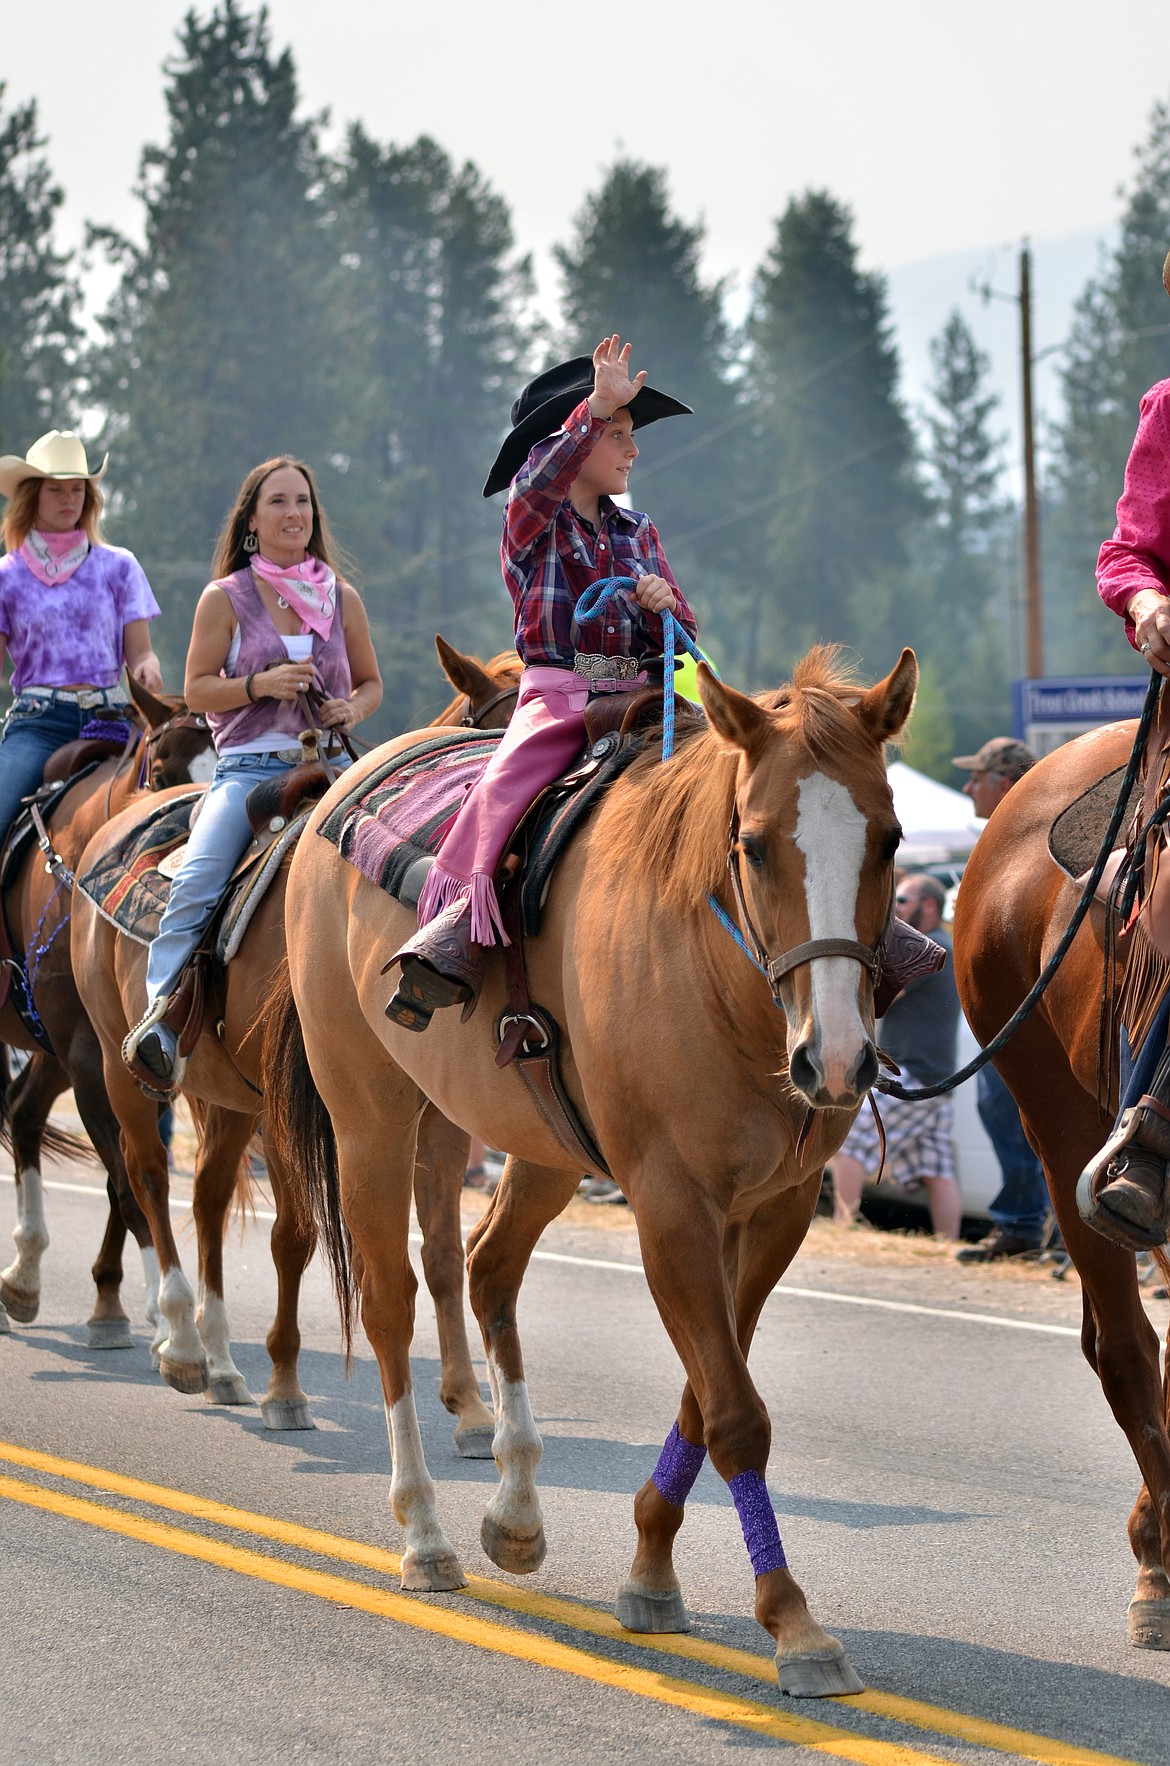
258, 1141, 316, 1431
413, 1103, 493, 1458
466, 1157, 582, 1575
336, 1074, 465, 1590
192, 1105, 259, 1407
0, 1052, 62, 1324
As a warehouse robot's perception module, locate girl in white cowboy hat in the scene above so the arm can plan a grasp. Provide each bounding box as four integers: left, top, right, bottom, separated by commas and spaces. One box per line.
0, 430, 164, 841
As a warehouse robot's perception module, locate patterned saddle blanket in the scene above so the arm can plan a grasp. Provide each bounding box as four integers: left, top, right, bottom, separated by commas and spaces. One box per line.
318, 725, 642, 936
76, 790, 309, 962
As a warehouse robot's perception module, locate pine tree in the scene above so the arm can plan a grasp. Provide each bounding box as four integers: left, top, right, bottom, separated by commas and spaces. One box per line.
87, 2, 337, 682
916, 309, 1014, 762
741, 191, 920, 684
551, 160, 738, 651
0, 86, 82, 453
1047, 97, 1170, 674
328, 127, 535, 731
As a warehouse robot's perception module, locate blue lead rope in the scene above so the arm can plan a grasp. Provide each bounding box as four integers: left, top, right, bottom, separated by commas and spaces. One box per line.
574, 576, 714, 762
573, 578, 771, 981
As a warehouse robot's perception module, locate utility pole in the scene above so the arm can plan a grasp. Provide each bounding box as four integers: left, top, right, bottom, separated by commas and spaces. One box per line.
1019, 241, 1043, 678
973, 242, 1045, 677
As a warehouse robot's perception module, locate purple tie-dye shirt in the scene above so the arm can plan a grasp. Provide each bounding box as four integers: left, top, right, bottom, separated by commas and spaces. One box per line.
0, 544, 161, 692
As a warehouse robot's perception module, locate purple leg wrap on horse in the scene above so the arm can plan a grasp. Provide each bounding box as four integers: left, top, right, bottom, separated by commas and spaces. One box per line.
729, 1469, 788, 1576
651, 1422, 707, 1508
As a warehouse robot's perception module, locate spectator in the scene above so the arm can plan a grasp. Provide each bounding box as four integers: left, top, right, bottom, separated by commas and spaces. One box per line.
953, 737, 1037, 823
831, 874, 963, 1240
953, 736, 1055, 1263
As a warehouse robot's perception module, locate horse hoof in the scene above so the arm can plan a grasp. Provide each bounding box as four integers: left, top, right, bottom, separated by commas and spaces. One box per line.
401, 1549, 467, 1593
87, 1317, 134, 1350
1129, 1598, 1170, 1648
0, 1281, 38, 1324
159, 1354, 208, 1395
615, 1583, 691, 1634
0, 1301, 10, 1334
776, 1644, 864, 1698
480, 1513, 546, 1575
261, 1397, 316, 1431
453, 1423, 495, 1460
205, 1374, 253, 1406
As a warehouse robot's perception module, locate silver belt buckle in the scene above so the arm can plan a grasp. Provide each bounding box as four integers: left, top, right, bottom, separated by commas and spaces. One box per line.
574, 652, 638, 688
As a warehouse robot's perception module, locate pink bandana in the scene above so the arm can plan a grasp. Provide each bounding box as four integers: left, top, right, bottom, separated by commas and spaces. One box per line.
251, 553, 337, 641
20, 528, 90, 587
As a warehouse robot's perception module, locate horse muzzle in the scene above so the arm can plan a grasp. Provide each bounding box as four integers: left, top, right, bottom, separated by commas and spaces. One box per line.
788, 1032, 879, 1109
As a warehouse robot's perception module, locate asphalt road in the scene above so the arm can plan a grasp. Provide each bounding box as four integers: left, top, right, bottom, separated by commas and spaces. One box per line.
1, 1161, 1167, 1766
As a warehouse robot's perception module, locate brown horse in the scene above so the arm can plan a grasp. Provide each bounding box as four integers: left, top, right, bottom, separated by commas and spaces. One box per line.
0, 679, 214, 1345
264, 647, 916, 1698
69, 640, 521, 1434
952, 719, 1170, 1652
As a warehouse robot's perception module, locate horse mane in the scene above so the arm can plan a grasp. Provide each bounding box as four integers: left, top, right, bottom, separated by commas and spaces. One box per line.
602, 645, 880, 916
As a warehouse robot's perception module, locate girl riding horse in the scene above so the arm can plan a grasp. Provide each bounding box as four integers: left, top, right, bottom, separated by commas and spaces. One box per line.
0, 430, 163, 842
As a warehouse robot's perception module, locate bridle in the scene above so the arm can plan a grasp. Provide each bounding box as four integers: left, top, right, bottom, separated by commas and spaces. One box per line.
460, 684, 520, 729
723, 802, 889, 1010
136, 711, 212, 790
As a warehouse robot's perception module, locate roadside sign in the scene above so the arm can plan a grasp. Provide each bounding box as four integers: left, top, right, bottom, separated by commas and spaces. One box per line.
1013, 675, 1148, 756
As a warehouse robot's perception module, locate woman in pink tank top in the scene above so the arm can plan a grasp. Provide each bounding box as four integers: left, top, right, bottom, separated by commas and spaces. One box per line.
123, 456, 382, 1088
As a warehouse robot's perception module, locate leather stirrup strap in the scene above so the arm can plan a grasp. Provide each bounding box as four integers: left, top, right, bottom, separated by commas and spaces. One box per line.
494, 883, 612, 1179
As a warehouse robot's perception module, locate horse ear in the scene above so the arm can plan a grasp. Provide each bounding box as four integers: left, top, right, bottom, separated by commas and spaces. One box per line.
697, 664, 771, 757
857, 648, 918, 745
434, 633, 491, 702
126, 671, 178, 730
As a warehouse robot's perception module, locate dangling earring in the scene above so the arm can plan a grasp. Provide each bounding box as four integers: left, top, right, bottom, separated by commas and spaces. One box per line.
243, 530, 258, 554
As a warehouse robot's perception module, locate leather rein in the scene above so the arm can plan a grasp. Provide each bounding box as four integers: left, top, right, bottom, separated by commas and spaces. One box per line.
460, 684, 520, 730
723, 802, 887, 1007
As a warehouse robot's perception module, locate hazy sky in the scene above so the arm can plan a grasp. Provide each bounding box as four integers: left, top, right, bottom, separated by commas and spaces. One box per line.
6, 0, 1170, 474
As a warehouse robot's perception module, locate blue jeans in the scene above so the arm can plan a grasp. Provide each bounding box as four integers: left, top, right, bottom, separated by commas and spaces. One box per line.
144, 748, 350, 1006
0, 693, 124, 841
144, 751, 294, 1006
976, 1065, 1050, 1239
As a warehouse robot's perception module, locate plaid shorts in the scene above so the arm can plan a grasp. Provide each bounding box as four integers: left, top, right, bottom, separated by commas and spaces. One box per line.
836, 1085, 955, 1187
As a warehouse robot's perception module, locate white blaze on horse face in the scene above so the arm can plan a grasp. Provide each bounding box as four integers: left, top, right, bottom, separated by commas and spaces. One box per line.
793, 771, 870, 1086
186, 747, 217, 785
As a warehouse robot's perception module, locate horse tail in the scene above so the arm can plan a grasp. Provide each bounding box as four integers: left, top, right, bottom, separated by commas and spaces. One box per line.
1153, 1244, 1170, 1302
0, 1044, 97, 1165
262, 957, 355, 1353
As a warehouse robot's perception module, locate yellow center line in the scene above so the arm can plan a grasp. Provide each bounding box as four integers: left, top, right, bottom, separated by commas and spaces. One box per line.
0, 1469, 950, 1766
0, 1440, 1142, 1766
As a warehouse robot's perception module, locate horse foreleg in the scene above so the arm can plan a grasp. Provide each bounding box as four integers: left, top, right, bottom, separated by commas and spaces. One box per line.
259, 1141, 316, 1431
466, 1157, 581, 1575
619, 1168, 824, 1639
0, 1052, 63, 1324
1002, 1034, 1170, 1645
632, 1163, 862, 1697
413, 1104, 493, 1457
192, 1104, 259, 1406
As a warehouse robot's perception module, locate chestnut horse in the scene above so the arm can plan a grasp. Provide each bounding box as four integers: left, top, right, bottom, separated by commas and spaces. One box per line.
264, 647, 917, 1698
69, 641, 521, 1435
952, 719, 1170, 1652
0, 678, 214, 1344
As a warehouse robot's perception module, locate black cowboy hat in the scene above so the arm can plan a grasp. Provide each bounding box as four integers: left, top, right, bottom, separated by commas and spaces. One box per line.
482, 355, 692, 498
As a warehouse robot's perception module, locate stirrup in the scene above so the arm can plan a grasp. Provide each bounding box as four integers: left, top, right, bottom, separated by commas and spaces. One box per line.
384, 957, 475, 1033
1076, 1099, 1170, 1251
122, 995, 188, 1098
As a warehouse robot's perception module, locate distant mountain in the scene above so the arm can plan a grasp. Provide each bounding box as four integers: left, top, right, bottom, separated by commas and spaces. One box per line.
885, 226, 1116, 499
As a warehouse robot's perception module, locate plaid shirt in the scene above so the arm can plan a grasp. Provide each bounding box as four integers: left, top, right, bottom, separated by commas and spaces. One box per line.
502, 398, 697, 667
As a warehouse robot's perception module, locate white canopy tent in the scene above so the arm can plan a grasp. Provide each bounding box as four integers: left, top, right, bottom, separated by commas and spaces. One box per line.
887, 760, 983, 862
